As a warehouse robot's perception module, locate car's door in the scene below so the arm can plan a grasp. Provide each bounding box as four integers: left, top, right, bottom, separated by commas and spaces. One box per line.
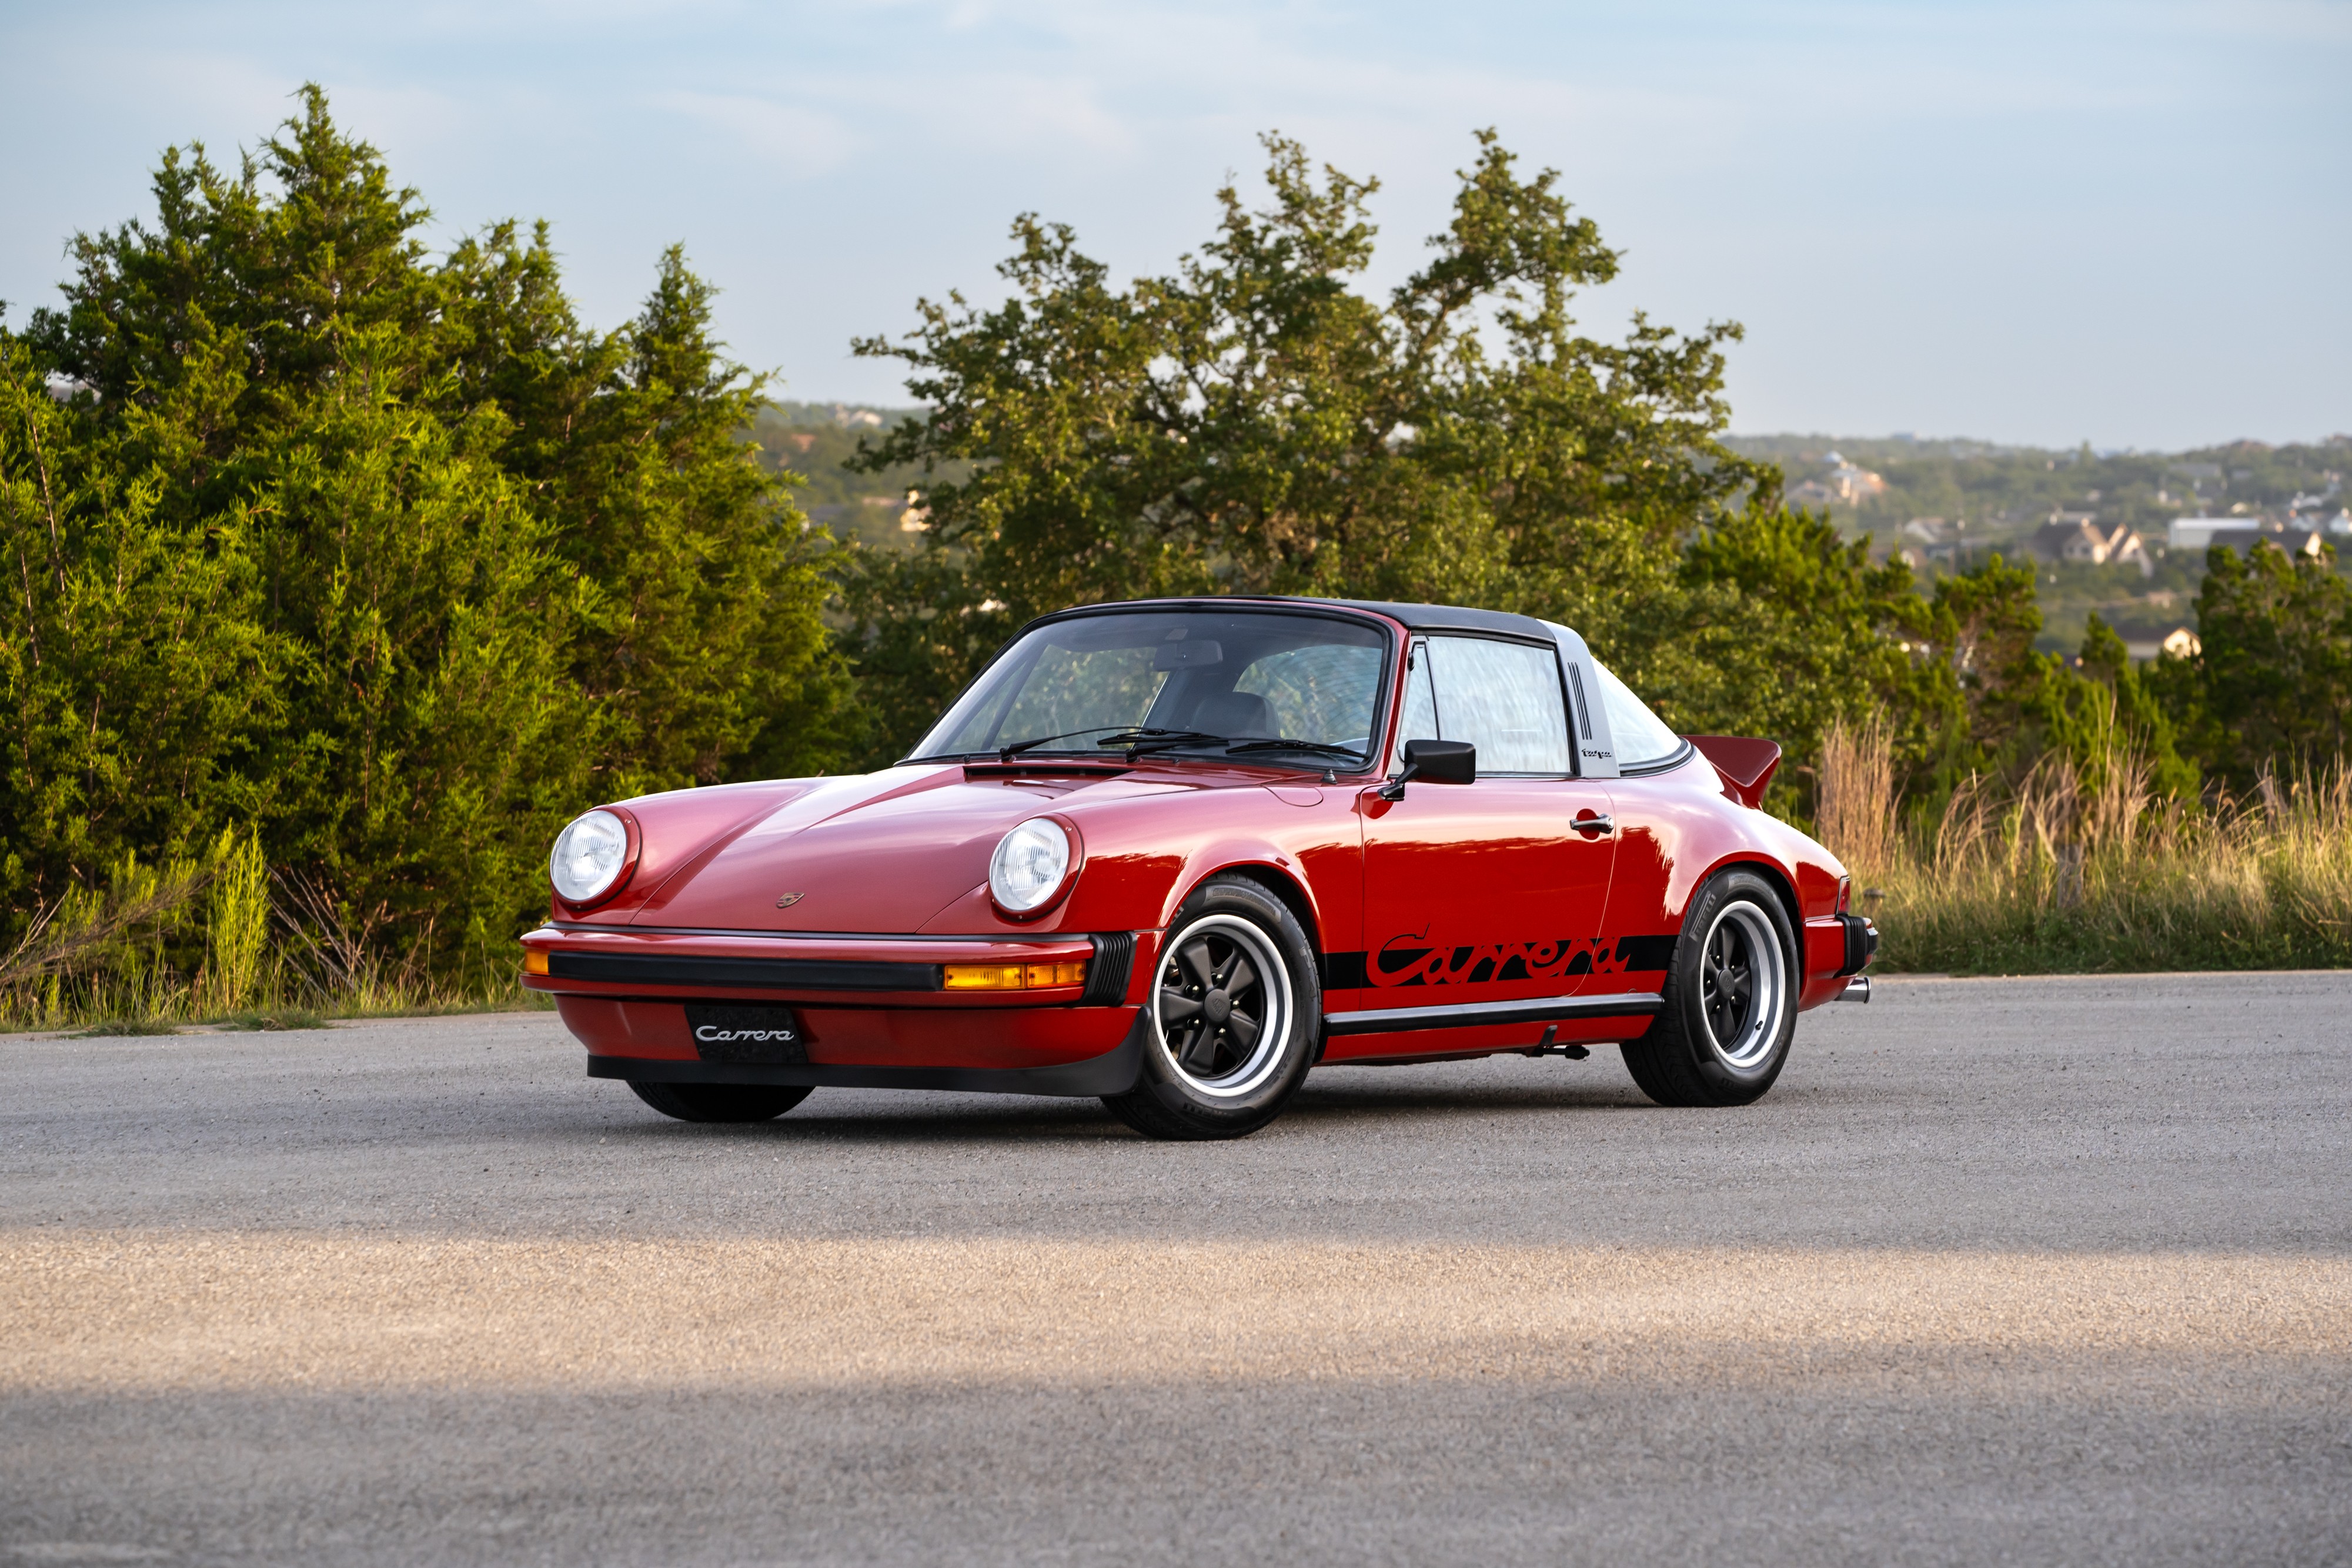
1345, 633, 1619, 1051
1575, 654, 1705, 990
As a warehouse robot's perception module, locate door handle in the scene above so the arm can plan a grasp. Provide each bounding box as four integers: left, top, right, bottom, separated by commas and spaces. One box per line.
1573, 813, 1615, 837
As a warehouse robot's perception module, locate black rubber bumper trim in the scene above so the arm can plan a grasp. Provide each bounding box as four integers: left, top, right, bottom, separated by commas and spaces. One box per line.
550, 951, 940, 992
1082, 932, 1135, 1007
1833, 913, 1879, 977
1322, 989, 1665, 1037
587, 1010, 1148, 1098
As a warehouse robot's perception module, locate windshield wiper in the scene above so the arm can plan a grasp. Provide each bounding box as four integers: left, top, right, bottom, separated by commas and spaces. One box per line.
1098, 727, 1228, 760
996, 727, 1126, 761
1224, 738, 1368, 763
993, 726, 1223, 763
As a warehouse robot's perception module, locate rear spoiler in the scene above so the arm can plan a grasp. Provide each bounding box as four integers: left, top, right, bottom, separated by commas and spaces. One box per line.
1686, 735, 1782, 810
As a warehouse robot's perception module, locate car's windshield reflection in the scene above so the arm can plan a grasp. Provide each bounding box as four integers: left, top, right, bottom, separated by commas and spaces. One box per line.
911, 609, 1390, 769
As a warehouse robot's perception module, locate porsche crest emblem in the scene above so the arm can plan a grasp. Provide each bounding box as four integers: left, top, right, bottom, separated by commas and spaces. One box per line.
775, 891, 805, 908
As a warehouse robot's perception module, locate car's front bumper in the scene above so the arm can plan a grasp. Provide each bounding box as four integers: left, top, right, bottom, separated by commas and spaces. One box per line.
522, 925, 1151, 1089
585, 1007, 1150, 1098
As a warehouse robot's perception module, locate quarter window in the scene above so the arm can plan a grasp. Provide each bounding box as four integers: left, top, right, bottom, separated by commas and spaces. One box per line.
1592, 659, 1684, 769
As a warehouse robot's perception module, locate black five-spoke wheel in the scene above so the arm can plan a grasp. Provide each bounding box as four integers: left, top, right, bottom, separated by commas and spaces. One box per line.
1152, 912, 1290, 1096
1102, 875, 1318, 1140
1619, 869, 1796, 1106
1696, 900, 1784, 1069
1158, 922, 1271, 1084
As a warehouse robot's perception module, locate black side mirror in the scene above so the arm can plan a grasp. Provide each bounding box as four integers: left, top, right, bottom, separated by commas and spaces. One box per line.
1378, 738, 1476, 800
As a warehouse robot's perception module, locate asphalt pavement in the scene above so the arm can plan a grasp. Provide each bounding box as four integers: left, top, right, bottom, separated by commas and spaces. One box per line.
3, 974, 2348, 1566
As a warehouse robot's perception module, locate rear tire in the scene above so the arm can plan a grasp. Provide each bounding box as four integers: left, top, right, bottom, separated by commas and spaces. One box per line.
1620, 869, 1798, 1108
1101, 875, 1319, 1141
627, 1079, 812, 1123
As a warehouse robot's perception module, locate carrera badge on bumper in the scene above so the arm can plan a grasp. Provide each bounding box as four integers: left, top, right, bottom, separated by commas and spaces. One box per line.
519, 927, 1149, 1097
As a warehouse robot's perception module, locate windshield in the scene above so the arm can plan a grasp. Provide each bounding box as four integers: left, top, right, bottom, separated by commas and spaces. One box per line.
911, 607, 1391, 767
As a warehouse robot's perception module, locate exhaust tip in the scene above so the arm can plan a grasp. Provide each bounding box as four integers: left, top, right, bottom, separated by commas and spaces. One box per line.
1839, 975, 1872, 1004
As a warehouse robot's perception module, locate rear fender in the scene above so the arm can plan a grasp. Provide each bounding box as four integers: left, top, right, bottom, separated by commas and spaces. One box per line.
1702, 853, 1802, 945
1688, 849, 1855, 1011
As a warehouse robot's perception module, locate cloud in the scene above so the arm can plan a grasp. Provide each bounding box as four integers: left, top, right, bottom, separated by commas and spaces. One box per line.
4, 0, 2344, 441
647, 91, 859, 176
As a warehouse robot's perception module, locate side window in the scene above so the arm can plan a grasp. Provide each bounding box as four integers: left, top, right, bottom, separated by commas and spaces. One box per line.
1423, 636, 1571, 775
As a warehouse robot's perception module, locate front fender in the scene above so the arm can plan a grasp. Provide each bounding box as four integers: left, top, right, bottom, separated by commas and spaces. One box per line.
1093, 781, 1359, 950
921, 784, 1357, 954
1156, 837, 1322, 937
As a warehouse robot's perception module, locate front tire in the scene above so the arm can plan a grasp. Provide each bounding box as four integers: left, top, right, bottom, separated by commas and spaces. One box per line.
627, 1080, 813, 1123
1619, 869, 1798, 1108
1101, 875, 1320, 1141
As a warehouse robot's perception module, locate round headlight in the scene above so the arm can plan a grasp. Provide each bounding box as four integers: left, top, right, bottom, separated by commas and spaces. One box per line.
550, 809, 630, 904
988, 819, 1073, 914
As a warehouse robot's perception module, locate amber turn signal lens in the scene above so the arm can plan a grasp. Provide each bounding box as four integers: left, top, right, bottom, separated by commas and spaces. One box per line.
944, 963, 1024, 990
942, 960, 1088, 991
523, 950, 549, 976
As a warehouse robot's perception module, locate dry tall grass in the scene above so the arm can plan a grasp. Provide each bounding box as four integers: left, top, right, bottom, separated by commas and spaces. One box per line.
1818, 718, 2352, 974
1816, 716, 1897, 875
1, 851, 534, 1033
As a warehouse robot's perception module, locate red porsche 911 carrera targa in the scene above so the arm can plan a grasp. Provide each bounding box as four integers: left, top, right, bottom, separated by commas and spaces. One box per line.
520, 598, 1876, 1139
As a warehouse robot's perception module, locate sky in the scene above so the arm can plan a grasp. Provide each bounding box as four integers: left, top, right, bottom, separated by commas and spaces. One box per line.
2, 1, 2346, 450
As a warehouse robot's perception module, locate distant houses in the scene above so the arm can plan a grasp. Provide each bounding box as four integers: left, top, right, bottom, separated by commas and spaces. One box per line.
2164, 476, 2347, 559
2026, 511, 2153, 578
1893, 516, 1972, 570
1902, 517, 1949, 546
1788, 450, 1889, 510
2168, 517, 2329, 559
2122, 626, 2203, 663
2288, 490, 2352, 537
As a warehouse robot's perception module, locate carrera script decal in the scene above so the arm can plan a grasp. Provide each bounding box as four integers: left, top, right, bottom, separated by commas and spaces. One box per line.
1371, 928, 1593, 988
684, 1004, 809, 1065
1323, 933, 1678, 991
694, 1023, 799, 1045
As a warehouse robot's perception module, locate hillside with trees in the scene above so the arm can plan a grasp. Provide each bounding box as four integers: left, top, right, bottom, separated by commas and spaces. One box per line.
3, 92, 2349, 1016
1728, 434, 2350, 656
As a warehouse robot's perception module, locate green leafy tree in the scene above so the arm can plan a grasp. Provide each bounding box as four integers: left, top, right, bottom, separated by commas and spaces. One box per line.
5, 87, 852, 964
241, 326, 591, 947
514, 249, 857, 788
26, 89, 447, 519
2074, 613, 2197, 796
840, 131, 1760, 761
0, 338, 281, 912
1645, 497, 1957, 813
1915, 556, 2044, 777
2184, 540, 2352, 787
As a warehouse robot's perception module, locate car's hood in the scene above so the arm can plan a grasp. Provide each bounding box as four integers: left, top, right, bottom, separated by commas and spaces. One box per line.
622, 765, 1191, 933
